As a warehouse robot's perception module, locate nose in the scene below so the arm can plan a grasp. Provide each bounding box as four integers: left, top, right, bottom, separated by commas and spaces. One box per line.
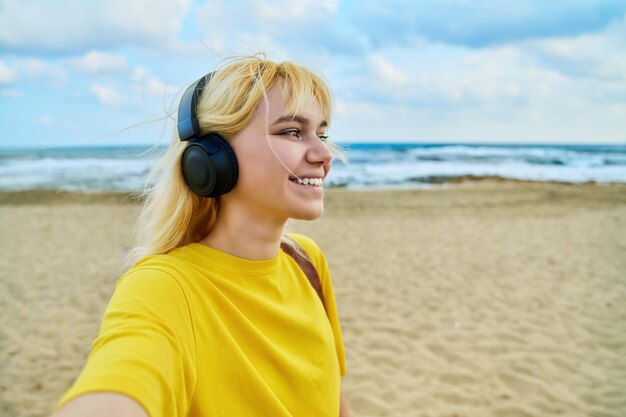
305, 136, 333, 167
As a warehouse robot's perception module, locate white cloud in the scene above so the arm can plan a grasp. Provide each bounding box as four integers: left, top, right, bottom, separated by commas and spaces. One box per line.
40, 115, 54, 126
0, 60, 17, 84
131, 67, 148, 81
90, 84, 127, 106
70, 51, 128, 74
13, 58, 69, 85
255, 0, 337, 19
1, 89, 23, 98
0, 0, 191, 54
130, 66, 178, 98
368, 54, 408, 85
133, 75, 179, 97
349, 0, 626, 49
526, 20, 626, 83
349, 45, 535, 108
19, 58, 47, 75
332, 25, 626, 144
192, 0, 349, 60
332, 95, 626, 144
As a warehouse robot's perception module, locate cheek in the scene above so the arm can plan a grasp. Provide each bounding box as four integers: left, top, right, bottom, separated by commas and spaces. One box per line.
268, 142, 303, 171
231, 133, 302, 187
235, 147, 286, 189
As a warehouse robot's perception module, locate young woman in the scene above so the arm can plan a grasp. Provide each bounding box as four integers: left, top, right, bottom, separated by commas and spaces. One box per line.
51, 56, 349, 417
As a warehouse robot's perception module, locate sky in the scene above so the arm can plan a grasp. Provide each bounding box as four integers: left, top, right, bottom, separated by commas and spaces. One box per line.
1, 0, 625, 147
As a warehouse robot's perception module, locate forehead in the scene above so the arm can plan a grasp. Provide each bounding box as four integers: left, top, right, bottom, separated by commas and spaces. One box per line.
261, 84, 324, 122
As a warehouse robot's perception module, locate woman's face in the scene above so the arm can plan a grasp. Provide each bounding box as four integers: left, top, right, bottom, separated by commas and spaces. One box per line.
223, 84, 333, 223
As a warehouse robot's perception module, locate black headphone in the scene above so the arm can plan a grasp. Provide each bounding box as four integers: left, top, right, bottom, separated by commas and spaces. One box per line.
177, 72, 238, 198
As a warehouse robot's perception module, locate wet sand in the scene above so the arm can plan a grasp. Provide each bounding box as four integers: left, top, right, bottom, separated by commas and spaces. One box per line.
1, 182, 625, 417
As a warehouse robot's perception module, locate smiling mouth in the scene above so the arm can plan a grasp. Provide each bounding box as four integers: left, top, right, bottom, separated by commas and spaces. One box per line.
289, 177, 324, 187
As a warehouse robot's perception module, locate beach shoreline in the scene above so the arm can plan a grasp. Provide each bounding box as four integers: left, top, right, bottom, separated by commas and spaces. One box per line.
1, 176, 623, 203
1, 181, 625, 417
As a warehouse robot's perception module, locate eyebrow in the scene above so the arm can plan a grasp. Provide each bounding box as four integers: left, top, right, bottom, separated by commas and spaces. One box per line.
271, 115, 328, 128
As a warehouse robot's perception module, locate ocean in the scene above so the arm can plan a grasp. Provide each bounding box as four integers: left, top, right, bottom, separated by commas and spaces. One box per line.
0, 143, 625, 192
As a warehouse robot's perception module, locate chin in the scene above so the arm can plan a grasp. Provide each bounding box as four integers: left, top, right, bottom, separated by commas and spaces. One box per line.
291, 206, 324, 221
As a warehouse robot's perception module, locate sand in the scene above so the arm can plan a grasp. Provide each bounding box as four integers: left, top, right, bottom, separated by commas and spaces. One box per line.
1, 182, 625, 417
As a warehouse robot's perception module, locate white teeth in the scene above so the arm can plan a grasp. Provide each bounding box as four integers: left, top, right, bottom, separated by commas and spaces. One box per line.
293, 177, 323, 187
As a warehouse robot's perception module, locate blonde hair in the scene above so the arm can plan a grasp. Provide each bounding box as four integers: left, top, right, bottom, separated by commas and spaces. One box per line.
128, 55, 339, 265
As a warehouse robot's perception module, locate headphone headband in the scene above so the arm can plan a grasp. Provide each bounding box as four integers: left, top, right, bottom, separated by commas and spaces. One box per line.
177, 72, 214, 142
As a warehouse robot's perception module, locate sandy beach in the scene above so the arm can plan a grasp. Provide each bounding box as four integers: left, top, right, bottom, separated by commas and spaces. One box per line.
1, 182, 625, 417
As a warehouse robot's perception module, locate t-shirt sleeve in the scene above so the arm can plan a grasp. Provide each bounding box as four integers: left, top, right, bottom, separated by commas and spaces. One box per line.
55, 267, 198, 417
289, 234, 347, 377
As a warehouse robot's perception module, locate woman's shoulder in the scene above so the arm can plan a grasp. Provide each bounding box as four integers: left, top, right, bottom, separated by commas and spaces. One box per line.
131, 249, 188, 269
286, 233, 323, 255
119, 249, 196, 289
285, 233, 329, 274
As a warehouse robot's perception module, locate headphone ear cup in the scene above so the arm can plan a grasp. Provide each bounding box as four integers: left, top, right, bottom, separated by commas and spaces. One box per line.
181, 134, 238, 198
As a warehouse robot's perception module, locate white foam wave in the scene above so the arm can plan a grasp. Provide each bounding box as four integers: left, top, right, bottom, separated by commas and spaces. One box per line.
1, 144, 624, 191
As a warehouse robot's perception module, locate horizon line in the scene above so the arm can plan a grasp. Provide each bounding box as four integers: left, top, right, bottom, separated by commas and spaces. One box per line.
1, 141, 625, 150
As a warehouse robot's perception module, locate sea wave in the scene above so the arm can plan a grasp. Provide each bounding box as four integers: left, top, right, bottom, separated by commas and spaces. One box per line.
0, 143, 624, 191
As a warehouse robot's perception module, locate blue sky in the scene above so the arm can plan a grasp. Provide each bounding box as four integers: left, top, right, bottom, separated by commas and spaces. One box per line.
1, 0, 625, 147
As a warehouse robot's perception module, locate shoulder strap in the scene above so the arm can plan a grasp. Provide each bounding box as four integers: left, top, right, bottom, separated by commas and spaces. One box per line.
280, 242, 326, 313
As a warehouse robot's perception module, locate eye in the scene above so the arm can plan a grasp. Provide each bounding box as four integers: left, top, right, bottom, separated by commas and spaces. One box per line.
280, 129, 301, 139
318, 134, 329, 142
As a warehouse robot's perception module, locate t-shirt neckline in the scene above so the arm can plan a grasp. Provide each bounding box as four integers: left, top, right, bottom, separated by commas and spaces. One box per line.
184, 242, 282, 275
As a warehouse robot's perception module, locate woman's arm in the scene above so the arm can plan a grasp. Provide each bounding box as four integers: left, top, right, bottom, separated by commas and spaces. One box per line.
55, 388, 345, 417
340, 387, 351, 417
51, 393, 148, 417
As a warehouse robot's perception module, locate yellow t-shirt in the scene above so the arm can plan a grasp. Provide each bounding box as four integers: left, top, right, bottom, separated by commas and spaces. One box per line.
57, 234, 346, 417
